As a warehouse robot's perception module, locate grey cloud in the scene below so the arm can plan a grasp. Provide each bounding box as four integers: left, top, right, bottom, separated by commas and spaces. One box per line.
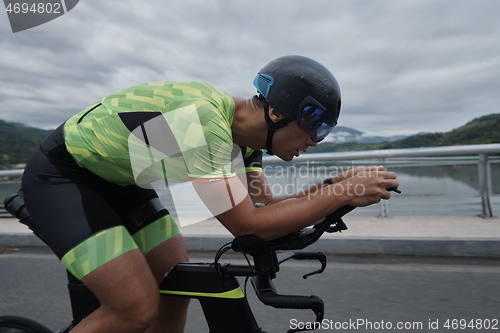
0, 0, 499, 136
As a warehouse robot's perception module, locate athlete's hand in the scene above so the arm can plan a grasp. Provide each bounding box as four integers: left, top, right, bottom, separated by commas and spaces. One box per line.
331, 165, 385, 183
333, 167, 399, 207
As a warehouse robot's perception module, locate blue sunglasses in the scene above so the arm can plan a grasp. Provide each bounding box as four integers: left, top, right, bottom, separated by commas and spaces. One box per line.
298, 105, 336, 142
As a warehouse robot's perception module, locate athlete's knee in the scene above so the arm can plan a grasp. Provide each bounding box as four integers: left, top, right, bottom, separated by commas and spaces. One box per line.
76, 247, 162, 331
126, 302, 159, 331
106, 285, 160, 331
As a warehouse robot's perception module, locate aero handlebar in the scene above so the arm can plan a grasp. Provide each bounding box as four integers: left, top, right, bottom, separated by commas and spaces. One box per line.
231, 204, 354, 254
230, 205, 356, 333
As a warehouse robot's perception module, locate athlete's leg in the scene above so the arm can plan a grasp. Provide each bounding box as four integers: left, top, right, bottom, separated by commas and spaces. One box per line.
112, 187, 190, 333
71, 249, 160, 333
21, 146, 162, 332
21, 127, 178, 332
143, 234, 190, 333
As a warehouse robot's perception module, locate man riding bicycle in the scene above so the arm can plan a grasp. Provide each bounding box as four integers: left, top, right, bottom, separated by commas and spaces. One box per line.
21, 55, 399, 333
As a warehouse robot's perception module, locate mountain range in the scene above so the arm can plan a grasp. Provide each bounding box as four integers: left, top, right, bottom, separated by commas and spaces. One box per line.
323, 126, 410, 144
0, 120, 52, 168
309, 113, 500, 153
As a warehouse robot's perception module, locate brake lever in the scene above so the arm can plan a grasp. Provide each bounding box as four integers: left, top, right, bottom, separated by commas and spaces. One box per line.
277, 252, 327, 279
295, 252, 327, 279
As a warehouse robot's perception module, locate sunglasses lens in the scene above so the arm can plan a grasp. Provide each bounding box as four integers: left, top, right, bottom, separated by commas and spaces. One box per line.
298, 106, 335, 142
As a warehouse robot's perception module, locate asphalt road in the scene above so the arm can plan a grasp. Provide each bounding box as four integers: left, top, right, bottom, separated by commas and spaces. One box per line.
1, 247, 500, 332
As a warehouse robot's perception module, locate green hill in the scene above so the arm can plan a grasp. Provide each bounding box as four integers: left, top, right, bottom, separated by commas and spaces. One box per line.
309, 113, 500, 153
0, 120, 52, 168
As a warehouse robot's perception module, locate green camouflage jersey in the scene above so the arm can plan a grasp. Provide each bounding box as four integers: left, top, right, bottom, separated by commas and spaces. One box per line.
63, 81, 262, 186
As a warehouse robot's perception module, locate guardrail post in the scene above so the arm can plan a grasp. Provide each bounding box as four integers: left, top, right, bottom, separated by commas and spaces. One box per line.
378, 158, 389, 218
478, 153, 493, 218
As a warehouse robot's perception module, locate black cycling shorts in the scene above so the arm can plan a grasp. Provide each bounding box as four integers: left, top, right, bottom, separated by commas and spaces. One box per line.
21, 124, 180, 279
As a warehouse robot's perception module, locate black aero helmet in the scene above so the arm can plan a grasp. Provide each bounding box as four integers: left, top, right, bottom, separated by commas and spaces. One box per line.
254, 55, 341, 155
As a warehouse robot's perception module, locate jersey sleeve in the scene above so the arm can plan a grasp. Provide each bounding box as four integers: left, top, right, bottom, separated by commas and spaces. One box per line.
240, 146, 263, 173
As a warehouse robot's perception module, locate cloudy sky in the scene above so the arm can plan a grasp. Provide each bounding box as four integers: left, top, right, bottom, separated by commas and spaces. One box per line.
1, 0, 499, 137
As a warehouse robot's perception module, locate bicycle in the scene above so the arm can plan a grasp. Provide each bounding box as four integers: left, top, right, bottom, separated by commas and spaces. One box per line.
1, 192, 354, 333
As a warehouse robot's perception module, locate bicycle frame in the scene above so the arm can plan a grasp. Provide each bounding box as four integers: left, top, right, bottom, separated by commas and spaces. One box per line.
61, 261, 262, 333
160, 262, 262, 333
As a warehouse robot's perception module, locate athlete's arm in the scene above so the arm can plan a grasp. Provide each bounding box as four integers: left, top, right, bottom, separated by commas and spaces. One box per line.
245, 166, 387, 206
194, 168, 398, 241
246, 170, 322, 205
246, 171, 273, 204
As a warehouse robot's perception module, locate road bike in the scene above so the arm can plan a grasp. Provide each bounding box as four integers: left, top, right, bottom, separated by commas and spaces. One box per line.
1, 192, 354, 333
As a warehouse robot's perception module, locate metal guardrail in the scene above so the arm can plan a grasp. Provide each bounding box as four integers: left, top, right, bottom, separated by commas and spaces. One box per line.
0, 169, 24, 178
1, 144, 499, 218
0, 175, 22, 218
262, 143, 500, 163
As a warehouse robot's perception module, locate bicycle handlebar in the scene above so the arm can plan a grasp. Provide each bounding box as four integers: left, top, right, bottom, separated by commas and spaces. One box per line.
258, 292, 324, 323
252, 270, 324, 333
229, 205, 356, 333
258, 293, 323, 313
232, 204, 355, 254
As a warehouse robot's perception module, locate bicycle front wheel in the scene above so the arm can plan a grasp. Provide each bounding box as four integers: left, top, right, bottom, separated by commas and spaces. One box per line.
0, 316, 52, 333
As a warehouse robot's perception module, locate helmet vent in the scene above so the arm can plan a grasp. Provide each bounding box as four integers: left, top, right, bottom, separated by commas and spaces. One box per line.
253, 73, 274, 98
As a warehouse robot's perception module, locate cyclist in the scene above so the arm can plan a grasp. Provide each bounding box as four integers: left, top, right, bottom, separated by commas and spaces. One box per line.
21, 55, 398, 333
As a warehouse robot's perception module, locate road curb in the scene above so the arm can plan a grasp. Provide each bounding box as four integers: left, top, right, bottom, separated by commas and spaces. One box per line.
310, 236, 500, 257
1, 233, 499, 257
0, 233, 46, 247
183, 235, 500, 257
